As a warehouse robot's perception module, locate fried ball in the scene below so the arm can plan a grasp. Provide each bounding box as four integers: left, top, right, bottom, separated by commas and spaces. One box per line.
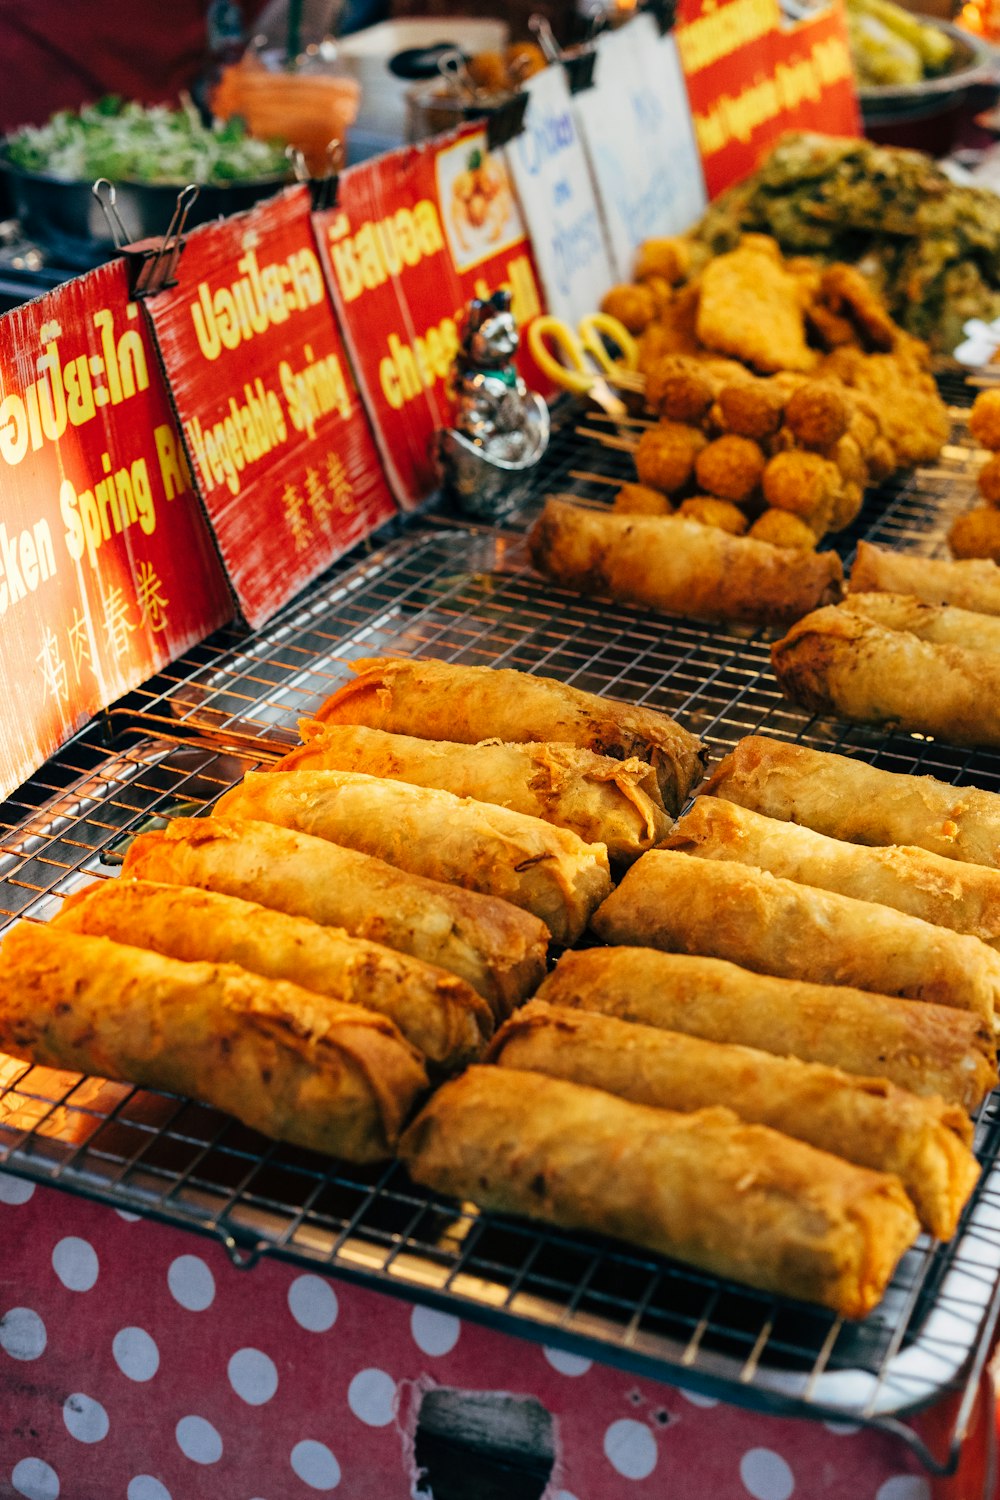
824, 432, 867, 488
601, 282, 658, 335
642, 275, 675, 317
646, 357, 716, 422
716, 380, 785, 440
614, 482, 673, 516
748, 509, 818, 550
784, 381, 851, 448
867, 437, 896, 483
949, 507, 1000, 561
830, 479, 864, 532
505, 41, 547, 81
979, 453, 1000, 506
761, 450, 838, 521
467, 50, 510, 91
678, 496, 748, 534
694, 435, 766, 503
634, 237, 691, 285
635, 422, 707, 493
970, 390, 1000, 451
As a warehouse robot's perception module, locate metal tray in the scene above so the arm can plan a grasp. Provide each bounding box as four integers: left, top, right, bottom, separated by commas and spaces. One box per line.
2, 494, 1000, 1473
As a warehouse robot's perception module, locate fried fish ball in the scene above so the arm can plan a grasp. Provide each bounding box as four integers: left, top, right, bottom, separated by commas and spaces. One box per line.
467, 50, 510, 90
830, 480, 864, 532
646, 357, 716, 422
971, 391, 1000, 451
695, 435, 767, 503
762, 451, 839, 522
748, 509, 818, 550
601, 282, 658, 335
949, 508, 1000, 562
980, 454, 1000, 506
785, 382, 851, 449
717, 380, 785, 440
635, 423, 707, 493
678, 497, 748, 534
614, 483, 673, 516
505, 41, 547, 80
634, 237, 691, 285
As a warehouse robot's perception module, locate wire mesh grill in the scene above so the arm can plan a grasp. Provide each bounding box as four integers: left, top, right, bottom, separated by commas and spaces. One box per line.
0, 392, 997, 1473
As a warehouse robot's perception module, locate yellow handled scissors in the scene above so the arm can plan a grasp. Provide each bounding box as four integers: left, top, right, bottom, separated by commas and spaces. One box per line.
527, 312, 638, 396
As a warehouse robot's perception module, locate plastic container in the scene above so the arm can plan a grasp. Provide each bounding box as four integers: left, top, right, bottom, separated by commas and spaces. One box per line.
214, 54, 361, 177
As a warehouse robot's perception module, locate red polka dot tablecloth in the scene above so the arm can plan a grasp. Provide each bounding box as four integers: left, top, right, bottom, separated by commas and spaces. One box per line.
0, 1176, 994, 1500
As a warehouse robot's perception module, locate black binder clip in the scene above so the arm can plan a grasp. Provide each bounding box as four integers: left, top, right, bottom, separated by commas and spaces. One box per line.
289, 140, 343, 213
641, 0, 678, 36
92, 179, 198, 298
528, 14, 597, 94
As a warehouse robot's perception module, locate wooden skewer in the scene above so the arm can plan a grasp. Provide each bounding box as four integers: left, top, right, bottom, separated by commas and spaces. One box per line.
576, 426, 639, 453
607, 369, 646, 391
586, 410, 656, 429
568, 469, 621, 487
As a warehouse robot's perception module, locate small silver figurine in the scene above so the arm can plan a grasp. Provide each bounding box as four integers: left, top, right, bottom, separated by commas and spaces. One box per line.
437, 289, 550, 520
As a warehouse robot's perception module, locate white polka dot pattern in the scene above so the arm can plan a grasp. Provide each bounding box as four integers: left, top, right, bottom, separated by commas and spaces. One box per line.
166, 1256, 215, 1312
290, 1439, 341, 1490
175, 1416, 223, 1465
410, 1305, 460, 1356
11, 1457, 59, 1499
287, 1275, 338, 1333
113, 1327, 160, 1383
603, 1419, 658, 1480
740, 1447, 795, 1500
347, 1368, 396, 1427
0, 1307, 47, 1361
228, 1347, 279, 1406
51, 1238, 99, 1293
62, 1393, 109, 1445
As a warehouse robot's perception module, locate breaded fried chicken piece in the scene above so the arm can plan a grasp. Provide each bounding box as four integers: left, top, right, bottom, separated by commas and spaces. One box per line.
820, 265, 897, 351
696, 243, 817, 374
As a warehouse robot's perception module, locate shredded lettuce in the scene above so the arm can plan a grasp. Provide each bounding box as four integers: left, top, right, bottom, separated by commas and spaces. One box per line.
4, 98, 289, 185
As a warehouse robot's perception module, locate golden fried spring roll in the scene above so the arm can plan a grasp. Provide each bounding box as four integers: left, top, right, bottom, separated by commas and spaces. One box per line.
54, 879, 493, 1073
771, 605, 1000, 748
275, 723, 670, 864
0, 923, 428, 1162
489, 1002, 978, 1239
527, 497, 843, 627
703, 735, 1000, 870
314, 655, 703, 818
667, 797, 1000, 949
215, 771, 611, 947
121, 818, 547, 1020
399, 1067, 920, 1319
591, 850, 1000, 1025
847, 592, 1000, 655
850, 541, 1000, 616
535, 947, 997, 1111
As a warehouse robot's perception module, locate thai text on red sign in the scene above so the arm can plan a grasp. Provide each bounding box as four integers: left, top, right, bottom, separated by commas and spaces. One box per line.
144, 184, 396, 628
0, 259, 233, 801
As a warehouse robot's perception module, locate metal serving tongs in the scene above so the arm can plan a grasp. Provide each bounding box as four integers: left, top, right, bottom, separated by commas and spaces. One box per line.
527, 311, 639, 422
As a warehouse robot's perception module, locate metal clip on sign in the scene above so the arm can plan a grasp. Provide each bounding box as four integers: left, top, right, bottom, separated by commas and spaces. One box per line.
91, 179, 198, 299
528, 13, 597, 94
289, 139, 344, 215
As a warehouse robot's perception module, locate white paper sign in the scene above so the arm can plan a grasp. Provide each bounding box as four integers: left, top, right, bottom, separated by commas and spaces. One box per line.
503, 65, 616, 324
575, 15, 707, 281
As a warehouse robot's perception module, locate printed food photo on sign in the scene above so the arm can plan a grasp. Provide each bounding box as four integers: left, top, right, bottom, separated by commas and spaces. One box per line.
142, 184, 396, 629
437, 136, 524, 270
0, 261, 233, 802
313, 125, 551, 511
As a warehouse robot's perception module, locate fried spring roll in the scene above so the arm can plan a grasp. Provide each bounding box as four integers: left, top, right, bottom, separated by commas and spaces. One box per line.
702, 735, 1000, 870
215, 771, 611, 947
527, 496, 843, 627
489, 1002, 978, 1238
274, 723, 670, 864
847, 592, 1000, 655
771, 605, 1000, 748
534, 947, 997, 1111
399, 1067, 920, 1319
591, 850, 1000, 1026
54, 879, 493, 1073
121, 818, 547, 1020
0, 923, 428, 1162
667, 797, 1000, 948
850, 541, 1000, 616
314, 655, 704, 817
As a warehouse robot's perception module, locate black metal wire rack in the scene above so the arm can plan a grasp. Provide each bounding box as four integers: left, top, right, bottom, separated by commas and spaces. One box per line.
0, 387, 997, 1476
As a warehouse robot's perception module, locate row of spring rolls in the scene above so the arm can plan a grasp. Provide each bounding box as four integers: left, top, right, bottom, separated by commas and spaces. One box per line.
772, 544, 1000, 746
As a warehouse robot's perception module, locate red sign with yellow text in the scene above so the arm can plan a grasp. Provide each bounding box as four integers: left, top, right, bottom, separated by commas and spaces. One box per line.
0, 261, 233, 802
675, 0, 861, 197
313, 125, 551, 511
144, 185, 396, 629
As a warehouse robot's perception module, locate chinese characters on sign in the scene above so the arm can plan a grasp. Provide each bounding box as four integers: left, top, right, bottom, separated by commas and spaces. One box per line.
0, 260, 233, 801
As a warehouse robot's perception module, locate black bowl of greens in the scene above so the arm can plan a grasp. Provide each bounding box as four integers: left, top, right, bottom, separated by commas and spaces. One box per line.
2, 97, 292, 267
